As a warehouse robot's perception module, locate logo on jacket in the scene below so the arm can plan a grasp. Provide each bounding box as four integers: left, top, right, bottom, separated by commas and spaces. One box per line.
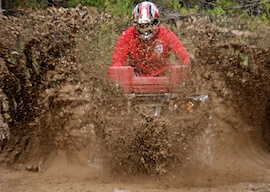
154, 44, 163, 55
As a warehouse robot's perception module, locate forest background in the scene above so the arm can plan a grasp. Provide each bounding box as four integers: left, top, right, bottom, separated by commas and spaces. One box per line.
0, 0, 269, 24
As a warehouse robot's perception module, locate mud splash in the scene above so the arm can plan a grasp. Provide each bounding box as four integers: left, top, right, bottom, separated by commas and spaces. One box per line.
0, 7, 270, 188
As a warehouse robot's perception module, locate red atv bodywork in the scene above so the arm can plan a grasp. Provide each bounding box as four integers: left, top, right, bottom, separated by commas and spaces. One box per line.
108, 65, 187, 94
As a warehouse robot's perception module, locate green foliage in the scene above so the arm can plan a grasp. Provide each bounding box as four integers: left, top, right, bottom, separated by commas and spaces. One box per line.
168, 0, 269, 24
261, 0, 270, 24
261, 13, 270, 24
170, 0, 182, 10
239, 0, 270, 27
169, 1, 199, 15
13, 0, 48, 9
205, 0, 235, 17
66, 0, 134, 18
7, 0, 270, 25
240, 11, 250, 20
179, 7, 188, 15
106, 0, 134, 17
240, 53, 249, 67
208, 6, 227, 17
189, 5, 199, 14
66, 0, 106, 8
216, 0, 235, 10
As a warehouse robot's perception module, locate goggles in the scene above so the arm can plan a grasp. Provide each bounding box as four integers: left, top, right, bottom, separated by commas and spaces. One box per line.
135, 20, 159, 32
134, 19, 159, 40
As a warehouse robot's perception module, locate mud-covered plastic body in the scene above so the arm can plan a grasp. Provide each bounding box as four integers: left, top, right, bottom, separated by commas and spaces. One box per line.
107, 65, 188, 94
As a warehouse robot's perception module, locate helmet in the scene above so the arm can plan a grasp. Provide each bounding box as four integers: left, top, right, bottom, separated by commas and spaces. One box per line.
132, 1, 160, 40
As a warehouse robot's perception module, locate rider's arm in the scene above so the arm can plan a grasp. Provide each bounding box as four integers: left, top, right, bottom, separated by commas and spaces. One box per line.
167, 30, 189, 66
112, 28, 133, 66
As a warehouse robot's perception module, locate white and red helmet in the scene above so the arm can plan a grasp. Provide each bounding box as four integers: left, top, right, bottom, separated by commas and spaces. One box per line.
132, 1, 160, 40
132, 1, 159, 24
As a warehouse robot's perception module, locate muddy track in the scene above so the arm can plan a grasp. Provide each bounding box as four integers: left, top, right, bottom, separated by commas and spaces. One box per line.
0, 7, 270, 191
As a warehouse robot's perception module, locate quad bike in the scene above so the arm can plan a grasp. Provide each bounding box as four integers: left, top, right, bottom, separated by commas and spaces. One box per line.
108, 65, 208, 116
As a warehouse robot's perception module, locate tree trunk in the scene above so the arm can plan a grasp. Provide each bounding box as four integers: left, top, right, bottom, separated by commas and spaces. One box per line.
0, 0, 2, 14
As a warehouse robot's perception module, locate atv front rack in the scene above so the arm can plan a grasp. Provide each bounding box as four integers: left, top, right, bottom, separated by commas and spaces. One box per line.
108, 65, 188, 94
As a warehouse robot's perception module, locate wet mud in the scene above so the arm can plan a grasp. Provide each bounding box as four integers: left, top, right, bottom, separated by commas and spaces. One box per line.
0, 7, 270, 191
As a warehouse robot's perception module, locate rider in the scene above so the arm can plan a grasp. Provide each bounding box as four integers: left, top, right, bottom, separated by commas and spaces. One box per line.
111, 1, 190, 77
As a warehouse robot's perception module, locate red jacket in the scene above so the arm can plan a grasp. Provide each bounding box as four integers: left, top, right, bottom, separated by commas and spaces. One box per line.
112, 25, 189, 77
